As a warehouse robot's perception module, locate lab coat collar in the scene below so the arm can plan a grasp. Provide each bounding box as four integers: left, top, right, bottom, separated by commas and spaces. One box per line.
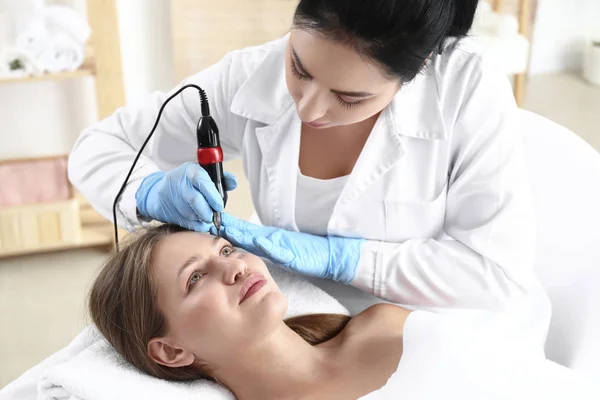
230, 38, 294, 126
231, 36, 447, 141
388, 71, 448, 140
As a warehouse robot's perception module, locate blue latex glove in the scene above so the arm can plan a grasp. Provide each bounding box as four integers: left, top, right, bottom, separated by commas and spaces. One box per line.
135, 162, 237, 232
215, 213, 365, 284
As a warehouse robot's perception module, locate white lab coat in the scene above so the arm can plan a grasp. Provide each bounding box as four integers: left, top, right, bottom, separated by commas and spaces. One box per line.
68, 35, 550, 342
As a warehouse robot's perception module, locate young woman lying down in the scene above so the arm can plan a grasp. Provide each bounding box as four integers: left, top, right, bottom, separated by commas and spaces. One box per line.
90, 224, 409, 399
89, 224, 599, 400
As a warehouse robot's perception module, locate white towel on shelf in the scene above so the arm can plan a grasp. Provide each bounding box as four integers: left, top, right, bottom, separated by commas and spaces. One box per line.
0, 47, 43, 78
0, 262, 349, 400
1, 3, 90, 74
44, 6, 91, 45
28, 31, 85, 73
15, 5, 90, 73
0, 0, 45, 78
0, 11, 12, 49
471, 0, 519, 37
0, 0, 46, 53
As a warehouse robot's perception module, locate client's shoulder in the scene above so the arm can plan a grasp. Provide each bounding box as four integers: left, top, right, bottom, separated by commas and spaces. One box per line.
345, 304, 412, 340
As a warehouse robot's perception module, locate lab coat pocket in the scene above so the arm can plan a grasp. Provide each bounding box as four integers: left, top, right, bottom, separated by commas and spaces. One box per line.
384, 184, 447, 242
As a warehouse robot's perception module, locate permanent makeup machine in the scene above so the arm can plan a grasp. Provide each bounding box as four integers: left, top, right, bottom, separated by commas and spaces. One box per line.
111, 85, 226, 249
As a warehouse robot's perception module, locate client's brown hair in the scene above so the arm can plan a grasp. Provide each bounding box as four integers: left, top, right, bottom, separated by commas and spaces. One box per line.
88, 223, 351, 382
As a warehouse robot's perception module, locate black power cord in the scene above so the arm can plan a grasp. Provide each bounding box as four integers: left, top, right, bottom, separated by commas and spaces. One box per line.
111, 84, 209, 251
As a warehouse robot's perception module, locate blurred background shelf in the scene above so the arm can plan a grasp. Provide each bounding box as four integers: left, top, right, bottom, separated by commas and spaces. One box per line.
471, 0, 536, 107
0, 0, 125, 259
0, 155, 120, 259
0, 68, 95, 85
0, 224, 114, 259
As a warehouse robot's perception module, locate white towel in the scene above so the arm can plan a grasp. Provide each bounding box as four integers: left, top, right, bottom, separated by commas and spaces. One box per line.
0, 262, 349, 400
37, 336, 236, 400
0, 47, 43, 78
29, 31, 85, 73
1, 3, 90, 74
43, 6, 91, 45
14, 5, 90, 73
471, 1, 519, 37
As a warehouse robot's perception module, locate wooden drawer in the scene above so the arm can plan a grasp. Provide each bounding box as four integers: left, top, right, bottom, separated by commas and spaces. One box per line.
0, 198, 81, 255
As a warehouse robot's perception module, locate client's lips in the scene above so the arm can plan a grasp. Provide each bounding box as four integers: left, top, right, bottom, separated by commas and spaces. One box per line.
303, 119, 329, 128
239, 273, 267, 304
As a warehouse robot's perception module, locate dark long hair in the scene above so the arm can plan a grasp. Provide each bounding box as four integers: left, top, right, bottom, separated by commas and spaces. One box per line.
89, 224, 351, 382
293, 0, 479, 82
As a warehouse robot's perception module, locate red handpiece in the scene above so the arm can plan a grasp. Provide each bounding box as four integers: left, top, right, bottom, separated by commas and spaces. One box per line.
197, 146, 227, 208
197, 147, 223, 165
196, 113, 227, 211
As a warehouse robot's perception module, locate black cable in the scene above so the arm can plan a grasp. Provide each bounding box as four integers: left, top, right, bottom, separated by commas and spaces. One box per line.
112, 84, 208, 251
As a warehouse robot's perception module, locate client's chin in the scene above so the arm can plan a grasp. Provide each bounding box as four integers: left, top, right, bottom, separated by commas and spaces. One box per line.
244, 288, 288, 333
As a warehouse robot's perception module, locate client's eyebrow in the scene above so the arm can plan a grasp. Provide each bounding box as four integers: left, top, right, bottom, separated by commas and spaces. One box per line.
176, 236, 223, 280
291, 47, 374, 98
177, 255, 200, 279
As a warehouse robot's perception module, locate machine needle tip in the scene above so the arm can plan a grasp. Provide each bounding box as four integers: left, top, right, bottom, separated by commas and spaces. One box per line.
213, 211, 222, 237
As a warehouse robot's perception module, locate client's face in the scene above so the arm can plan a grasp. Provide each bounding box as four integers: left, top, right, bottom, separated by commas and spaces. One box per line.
150, 231, 287, 368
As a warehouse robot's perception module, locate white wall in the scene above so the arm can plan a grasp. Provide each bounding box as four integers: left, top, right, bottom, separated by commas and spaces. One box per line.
0, 0, 174, 159
586, 0, 600, 45
116, 0, 175, 104
529, 0, 600, 75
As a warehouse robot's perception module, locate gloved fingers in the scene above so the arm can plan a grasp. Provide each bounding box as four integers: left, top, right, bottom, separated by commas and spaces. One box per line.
220, 212, 263, 234
167, 206, 212, 232
223, 171, 238, 191
220, 212, 244, 228
135, 171, 167, 219
186, 164, 225, 212
253, 236, 295, 266
180, 186, 216, 223
209, 224, 228, 237
221, 226, 255, 251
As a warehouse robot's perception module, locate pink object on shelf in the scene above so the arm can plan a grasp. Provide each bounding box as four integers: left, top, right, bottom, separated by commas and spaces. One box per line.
0, 157, 71, 207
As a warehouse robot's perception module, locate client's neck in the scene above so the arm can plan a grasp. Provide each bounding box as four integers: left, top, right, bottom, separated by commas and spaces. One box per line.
215, 322, 339, 400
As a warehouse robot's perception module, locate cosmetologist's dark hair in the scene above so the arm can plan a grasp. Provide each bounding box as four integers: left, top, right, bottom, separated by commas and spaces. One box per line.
293, 0, 479, 82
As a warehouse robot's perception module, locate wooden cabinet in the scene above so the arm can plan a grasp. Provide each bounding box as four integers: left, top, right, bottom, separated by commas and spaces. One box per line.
0, 0, 125, 258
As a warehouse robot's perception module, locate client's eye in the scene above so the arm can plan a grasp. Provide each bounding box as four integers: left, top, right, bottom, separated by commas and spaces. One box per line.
189, 271, 203, 286
220, 245, 234, 257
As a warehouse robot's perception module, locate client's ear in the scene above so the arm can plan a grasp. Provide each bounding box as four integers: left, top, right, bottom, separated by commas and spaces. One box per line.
148, 338, 194, 368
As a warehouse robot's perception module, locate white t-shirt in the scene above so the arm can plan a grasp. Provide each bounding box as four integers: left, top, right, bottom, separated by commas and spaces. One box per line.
295, 169, 349, 236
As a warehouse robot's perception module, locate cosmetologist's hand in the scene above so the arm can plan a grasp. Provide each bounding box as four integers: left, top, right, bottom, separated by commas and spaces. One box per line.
136, 162, 237, 232
216, 213, 364, 284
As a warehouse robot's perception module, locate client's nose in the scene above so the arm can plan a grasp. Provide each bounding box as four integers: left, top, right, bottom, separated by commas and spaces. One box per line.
216, 256, 248, 284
